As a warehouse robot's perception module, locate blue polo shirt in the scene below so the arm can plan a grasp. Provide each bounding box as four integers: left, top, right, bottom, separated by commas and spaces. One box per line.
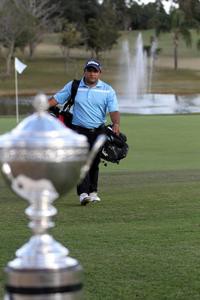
54, 78, 118, 129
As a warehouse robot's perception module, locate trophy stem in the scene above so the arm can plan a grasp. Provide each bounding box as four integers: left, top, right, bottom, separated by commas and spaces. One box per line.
4, 190, 84, 299
25, 190, 57, 235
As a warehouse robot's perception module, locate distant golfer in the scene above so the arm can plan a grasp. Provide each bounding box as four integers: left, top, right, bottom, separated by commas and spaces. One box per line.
49, 59, 120, 205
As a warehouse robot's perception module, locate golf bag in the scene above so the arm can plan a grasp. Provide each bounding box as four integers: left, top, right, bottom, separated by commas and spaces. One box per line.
100, 125, 129, 165
48, 79, 80, 128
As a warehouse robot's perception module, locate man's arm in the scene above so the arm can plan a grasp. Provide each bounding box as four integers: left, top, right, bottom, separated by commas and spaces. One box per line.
109, 111, 120, 135
48, 96, 58, 107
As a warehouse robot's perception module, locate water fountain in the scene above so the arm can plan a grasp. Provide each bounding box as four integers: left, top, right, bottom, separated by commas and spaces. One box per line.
119, 33, 200, 115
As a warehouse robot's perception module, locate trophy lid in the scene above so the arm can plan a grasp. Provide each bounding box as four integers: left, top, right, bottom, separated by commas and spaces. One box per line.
0, 94, 88, 150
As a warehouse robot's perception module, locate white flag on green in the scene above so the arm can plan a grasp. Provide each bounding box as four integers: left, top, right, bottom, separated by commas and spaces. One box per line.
14, 58, 27, 123
14, 57, 27, 74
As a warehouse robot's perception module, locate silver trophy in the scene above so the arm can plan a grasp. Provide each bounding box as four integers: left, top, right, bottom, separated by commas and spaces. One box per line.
0, 94, 105, 300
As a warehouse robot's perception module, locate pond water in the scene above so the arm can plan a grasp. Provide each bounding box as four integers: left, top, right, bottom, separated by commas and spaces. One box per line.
0, 94, 200, 116
119, 94, 200, 114
0, 96, 34, 116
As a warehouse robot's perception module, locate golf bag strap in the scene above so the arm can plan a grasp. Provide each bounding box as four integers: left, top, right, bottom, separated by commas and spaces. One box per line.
63, 79, 80, 111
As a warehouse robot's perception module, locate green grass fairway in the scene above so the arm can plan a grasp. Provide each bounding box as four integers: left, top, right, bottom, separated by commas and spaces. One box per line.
1, 115, 200, 299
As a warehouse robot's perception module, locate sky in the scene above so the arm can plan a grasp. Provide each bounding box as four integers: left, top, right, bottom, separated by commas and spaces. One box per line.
98, 0, 178, 14
135, 0, 178, 13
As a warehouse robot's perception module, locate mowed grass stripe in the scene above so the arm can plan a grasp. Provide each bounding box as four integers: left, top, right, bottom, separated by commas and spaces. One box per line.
1, 171, 198, 299
55, 172, 200, 300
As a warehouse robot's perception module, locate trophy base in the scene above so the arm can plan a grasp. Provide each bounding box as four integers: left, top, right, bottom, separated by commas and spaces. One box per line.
4, 264, 83, 300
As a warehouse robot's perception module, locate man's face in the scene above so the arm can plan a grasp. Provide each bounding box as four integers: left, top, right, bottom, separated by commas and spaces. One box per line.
84, 67, 101, 85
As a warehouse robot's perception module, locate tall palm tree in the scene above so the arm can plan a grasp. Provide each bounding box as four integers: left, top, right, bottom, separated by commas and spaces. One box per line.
178, 0, 200, 51
170, 9, 192, 70
152, 1, 192, 70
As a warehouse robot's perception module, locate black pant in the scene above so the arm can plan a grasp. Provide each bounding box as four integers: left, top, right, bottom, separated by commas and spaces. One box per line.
72, 125, 105, 195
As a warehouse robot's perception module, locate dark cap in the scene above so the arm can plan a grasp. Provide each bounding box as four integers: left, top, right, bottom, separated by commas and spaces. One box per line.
84, 59, 102, 72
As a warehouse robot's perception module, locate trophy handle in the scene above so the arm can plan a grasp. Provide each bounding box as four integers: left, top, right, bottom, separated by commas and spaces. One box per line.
1, 163, 13, 183
80, 134, 106, 179
2, 163, 58, 202
1, 163, 58, 234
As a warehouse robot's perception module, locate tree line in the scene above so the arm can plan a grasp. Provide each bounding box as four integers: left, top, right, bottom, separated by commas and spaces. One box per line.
0, 0, 199, 76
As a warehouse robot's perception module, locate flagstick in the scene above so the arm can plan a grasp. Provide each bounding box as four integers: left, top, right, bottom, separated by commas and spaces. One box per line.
15, 68, 19, 123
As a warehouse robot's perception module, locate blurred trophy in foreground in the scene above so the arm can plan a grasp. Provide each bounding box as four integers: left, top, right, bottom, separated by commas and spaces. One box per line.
0, 94, 105, 300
